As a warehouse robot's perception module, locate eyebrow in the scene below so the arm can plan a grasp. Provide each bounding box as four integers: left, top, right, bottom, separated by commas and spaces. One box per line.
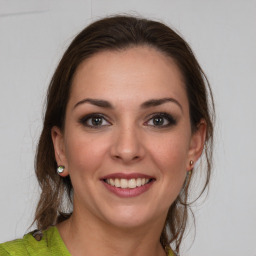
73, 98, 113, 110
141, 98, 183, 112
73, 97, 183, 112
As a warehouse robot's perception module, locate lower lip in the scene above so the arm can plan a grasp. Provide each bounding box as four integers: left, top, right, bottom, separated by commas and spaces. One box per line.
102, 180, 154, 198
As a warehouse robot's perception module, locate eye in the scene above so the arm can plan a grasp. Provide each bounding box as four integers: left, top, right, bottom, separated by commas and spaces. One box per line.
79, 114, 111, 128
145, 113, 177, 128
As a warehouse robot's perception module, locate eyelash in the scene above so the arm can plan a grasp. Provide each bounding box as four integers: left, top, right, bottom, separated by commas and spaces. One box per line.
79, 113, 111, 128
144, 112, 177, 128
79, 112, 177, 129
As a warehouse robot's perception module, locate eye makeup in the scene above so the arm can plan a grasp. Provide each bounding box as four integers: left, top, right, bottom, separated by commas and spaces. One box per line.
144, 112, 177, 128
78, 111, 178, 130
78, 113, 111, 129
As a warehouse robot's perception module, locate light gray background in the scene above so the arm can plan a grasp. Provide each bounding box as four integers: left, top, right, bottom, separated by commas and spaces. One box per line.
0, 1, 255, 255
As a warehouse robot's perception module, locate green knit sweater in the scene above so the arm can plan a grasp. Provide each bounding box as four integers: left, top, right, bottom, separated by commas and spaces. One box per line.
0, 226, 175, 256
0, 226, 70, 255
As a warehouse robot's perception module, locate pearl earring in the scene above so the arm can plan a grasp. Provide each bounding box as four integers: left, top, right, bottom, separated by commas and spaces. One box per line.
57, 165, 65, 175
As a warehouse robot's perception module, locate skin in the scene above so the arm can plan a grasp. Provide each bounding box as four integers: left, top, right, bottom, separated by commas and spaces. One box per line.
51, 46, 206, 256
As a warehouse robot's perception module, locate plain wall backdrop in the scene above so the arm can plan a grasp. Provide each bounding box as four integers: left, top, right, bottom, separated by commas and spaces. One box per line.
0, 1, 255, 255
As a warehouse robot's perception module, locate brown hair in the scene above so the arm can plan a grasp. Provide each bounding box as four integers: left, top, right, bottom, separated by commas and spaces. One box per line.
34, 15, 214, 254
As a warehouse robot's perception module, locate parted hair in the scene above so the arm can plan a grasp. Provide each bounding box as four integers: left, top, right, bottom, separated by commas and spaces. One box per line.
34, 15, 214, 254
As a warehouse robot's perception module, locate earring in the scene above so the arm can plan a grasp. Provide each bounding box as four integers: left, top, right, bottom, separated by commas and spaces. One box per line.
189, 160, 194, 166
57, 165, 65, 175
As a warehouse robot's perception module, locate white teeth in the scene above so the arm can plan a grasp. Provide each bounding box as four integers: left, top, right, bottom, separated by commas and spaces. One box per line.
120, 179, 128, 188
105, 178, 151, 188
114, 178, 121, 187
136, 178, 142, 187
128, 179, 136, 188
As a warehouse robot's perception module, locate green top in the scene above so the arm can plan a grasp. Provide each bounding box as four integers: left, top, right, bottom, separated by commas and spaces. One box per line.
0, 226, 70, 256
0, 226, 175, 256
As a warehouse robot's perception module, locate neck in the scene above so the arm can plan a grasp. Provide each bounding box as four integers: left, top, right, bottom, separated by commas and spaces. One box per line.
57, 209, 167, 256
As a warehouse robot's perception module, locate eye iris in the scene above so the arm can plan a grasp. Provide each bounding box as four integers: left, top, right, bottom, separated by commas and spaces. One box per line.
92, 117, 102, 126
153, 117, 164, 126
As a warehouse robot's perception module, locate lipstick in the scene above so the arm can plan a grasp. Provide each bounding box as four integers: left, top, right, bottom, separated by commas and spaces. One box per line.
101, 173, 155, 198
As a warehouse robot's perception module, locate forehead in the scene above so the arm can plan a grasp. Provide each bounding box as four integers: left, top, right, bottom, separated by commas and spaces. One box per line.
70, 46, 188, 108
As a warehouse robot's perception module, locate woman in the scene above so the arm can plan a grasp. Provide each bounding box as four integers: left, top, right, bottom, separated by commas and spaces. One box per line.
0, 15, 214, 256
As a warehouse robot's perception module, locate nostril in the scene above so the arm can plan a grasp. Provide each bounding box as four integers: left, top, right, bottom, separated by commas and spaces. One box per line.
110, 134, 145, 163
112, 154, 141, 163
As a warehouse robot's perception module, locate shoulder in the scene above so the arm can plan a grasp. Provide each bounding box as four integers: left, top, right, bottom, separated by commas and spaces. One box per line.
0, 238, 28, 255
167, 247, 176, 256
0, 226, 70, 256
168, 250, 175, 256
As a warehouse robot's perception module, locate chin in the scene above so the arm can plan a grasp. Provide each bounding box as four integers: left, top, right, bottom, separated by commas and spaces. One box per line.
100, 204, 163, 230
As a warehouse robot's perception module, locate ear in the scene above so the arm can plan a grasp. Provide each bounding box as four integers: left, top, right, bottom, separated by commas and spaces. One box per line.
51, 126, 69, 177
187, 120, 207, 171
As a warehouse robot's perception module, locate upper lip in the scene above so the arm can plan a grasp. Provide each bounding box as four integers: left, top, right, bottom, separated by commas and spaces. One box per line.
100, 173, 155, 180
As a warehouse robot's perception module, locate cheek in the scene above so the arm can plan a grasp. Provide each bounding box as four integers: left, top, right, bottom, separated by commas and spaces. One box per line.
148, 134, 190, 189
150, 134, 189, 169
64, 131, 109, 175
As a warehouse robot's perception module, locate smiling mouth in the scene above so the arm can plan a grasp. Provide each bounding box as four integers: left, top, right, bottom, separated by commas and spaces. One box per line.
103, 178, 154, 189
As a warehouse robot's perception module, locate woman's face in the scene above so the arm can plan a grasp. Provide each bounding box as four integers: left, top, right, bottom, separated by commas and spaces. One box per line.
52, 46, 205, 229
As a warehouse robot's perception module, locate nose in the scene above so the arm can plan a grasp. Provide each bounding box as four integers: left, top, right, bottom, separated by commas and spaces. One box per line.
110, 124, 145, 164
